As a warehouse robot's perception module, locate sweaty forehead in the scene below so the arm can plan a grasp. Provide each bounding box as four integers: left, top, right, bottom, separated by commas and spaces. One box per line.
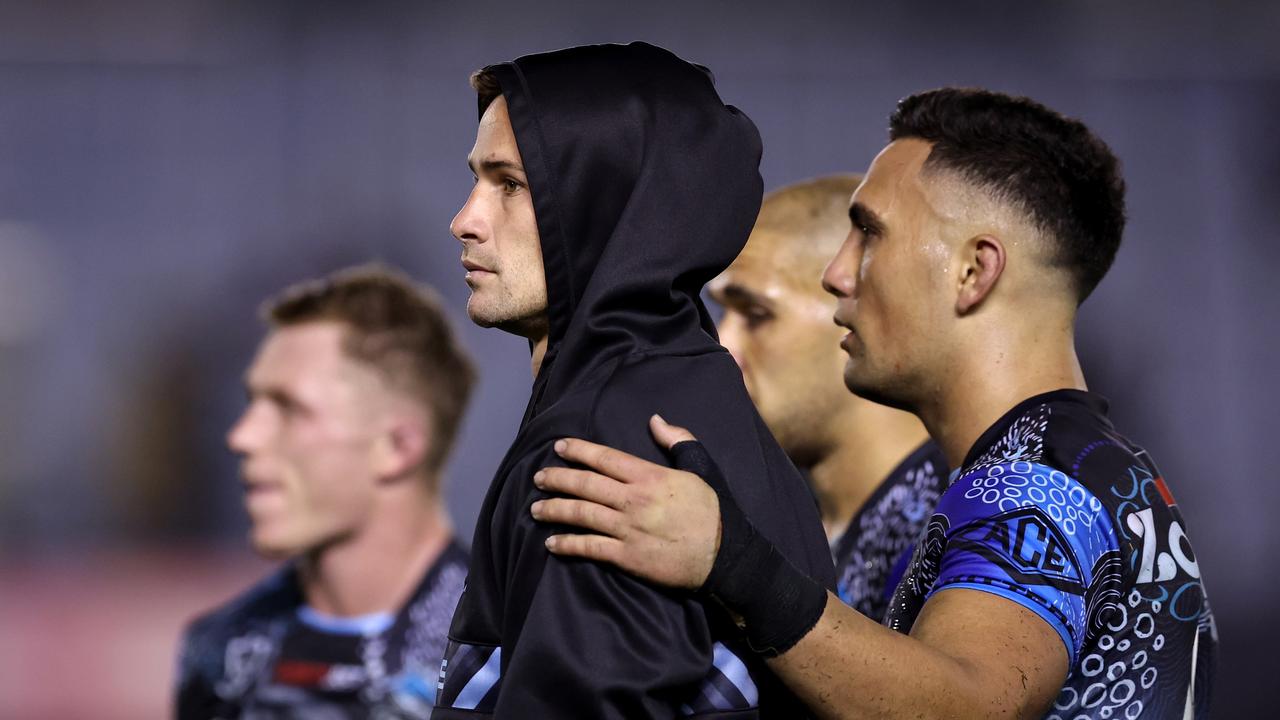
852, 138, 962, 236
856, 139, 932, 206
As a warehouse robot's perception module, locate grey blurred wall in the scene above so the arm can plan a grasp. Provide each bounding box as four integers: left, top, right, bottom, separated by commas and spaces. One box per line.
0, 1, 1275, 716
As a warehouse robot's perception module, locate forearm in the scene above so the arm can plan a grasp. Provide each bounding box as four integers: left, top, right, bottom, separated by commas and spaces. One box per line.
767, 593, 1054, 720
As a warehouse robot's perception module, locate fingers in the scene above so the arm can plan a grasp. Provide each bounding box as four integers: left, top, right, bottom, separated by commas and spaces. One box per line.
534, 467, 630, 510
648, 414, 697, 450
544, 532, 625, 564
531, 498, 627, 538
553, 437, 662, 483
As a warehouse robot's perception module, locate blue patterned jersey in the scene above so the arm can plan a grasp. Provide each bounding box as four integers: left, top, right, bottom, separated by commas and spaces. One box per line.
885, 390, 1216, 719
176, 540, 468, 719
830, 440, 947, 621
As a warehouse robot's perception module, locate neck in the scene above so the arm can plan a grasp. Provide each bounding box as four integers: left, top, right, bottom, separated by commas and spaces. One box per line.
530, 332, 549, 378
298, 477, 452, 617
917, 317, 1086, 471
808, 402, 930, 541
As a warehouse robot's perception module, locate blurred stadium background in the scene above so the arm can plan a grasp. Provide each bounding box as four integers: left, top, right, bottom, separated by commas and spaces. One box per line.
0, 1, 1275, 716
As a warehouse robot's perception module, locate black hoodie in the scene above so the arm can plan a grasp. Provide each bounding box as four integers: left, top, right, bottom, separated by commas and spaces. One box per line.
435, 42, 835, 719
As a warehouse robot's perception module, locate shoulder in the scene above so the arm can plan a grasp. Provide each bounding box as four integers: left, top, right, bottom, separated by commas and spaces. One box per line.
940, 460, 1114, 548
423, 540, 469, 599
894, 440, 949, 498
972, 395, 1141, 485
180, 566, 298, 655
931, 461, 1126, 662
576, 347, 752, 462
176, 566, 296, 698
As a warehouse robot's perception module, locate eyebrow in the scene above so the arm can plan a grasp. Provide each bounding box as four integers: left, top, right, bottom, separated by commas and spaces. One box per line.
717, 283, 773, 310
467, 157, 526, 175
242, 379, 289, 404
849, 202, 887, 236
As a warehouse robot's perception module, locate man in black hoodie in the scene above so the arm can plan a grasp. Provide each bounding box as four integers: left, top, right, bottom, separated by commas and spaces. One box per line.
434, 42, 835, 719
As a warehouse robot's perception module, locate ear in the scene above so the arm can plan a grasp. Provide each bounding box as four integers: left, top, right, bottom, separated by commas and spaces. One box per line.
371, 414, 432, 482
955, 234, 1006, 315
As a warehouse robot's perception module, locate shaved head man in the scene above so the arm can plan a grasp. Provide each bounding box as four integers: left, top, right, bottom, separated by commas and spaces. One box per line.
710, 176, 945, 619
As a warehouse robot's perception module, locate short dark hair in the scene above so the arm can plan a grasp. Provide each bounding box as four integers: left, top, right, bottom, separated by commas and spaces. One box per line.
470, 68, 503, 115
889, 88, 1126, 303
265, 264, 477, 473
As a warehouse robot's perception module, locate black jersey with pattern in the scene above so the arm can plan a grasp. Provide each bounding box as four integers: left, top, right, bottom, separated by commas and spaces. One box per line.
176, 539, 468, 719
884, 390, 1216, 719
830, 440, 947, 622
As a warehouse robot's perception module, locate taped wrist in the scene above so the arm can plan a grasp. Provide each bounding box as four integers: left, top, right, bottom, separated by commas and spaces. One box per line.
670, 440, 827, 657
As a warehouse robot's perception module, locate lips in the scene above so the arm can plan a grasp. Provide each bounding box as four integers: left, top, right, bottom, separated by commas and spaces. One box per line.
461, 258, 493, 273
243, 478, 282, 496
241, 468, 282, 493
833, 315, 857, 351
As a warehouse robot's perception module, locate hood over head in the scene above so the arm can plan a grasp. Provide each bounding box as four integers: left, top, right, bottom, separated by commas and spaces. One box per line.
478, 42, 764, 410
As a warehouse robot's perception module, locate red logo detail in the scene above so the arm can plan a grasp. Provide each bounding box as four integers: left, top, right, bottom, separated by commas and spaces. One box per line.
1153, 476, 1177, 506
274, 660, 331, 686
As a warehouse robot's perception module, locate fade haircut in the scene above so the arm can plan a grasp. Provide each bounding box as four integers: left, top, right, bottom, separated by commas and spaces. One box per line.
889, 88, 1126, 303
265, 264, 477, 474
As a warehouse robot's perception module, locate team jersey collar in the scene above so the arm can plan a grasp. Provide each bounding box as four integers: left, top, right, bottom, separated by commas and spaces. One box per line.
959, 388, 1110, 471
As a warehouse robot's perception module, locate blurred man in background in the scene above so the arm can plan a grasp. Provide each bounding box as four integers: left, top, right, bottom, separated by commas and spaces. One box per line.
175, 265, 475, 719
709, 175, 946, 621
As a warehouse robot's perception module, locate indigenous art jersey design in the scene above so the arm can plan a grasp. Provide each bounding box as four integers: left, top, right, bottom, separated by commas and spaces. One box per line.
885, 391, 1216, 719
176, 540, 468, 719
830, 440, 947, 621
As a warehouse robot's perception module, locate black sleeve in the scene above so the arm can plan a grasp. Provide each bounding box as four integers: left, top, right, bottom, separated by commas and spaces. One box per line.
491, 447, 717, 719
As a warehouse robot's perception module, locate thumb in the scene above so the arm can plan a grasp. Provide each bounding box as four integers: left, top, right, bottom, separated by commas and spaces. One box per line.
649, 413, 697, 450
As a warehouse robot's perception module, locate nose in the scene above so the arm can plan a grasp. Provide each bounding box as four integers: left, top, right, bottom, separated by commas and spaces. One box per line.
226, 402, 265, 457
717, 313, 748, 372
450, 185, 488, 245
822, 233, 860, 299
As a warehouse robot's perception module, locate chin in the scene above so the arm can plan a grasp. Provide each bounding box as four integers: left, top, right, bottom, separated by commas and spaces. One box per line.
248, 529, 301, 561
842, 366, 912, 412
466, 297, 497, 327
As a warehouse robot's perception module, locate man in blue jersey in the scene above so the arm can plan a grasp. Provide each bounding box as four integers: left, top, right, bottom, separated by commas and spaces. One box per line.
530, 88, 1217, 718
709, 175, 945, 620
176, 266, 474, 719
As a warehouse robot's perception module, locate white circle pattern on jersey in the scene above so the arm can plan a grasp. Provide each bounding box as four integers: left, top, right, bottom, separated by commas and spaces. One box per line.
1047, 587, 1166, 719
960, 462, 1102, 537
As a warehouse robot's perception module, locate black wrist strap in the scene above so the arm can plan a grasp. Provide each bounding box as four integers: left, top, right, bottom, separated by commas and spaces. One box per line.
670, 440, 827, 657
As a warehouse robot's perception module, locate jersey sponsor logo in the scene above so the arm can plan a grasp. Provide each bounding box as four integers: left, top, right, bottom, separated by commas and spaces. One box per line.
1125, 507, 1199, 584
951, 507, 1086, 594
273, 660, 331, 687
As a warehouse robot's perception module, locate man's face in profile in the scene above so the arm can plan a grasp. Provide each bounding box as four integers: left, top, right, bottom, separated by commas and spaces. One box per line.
451, 96, 548, 337
822, 138, 953, 408
227, 321, 387, 559
709, 225, 850, 463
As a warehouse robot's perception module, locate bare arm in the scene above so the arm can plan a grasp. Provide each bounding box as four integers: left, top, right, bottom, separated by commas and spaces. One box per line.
531, 415, 1067, 720
769, 590, 1066, 719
